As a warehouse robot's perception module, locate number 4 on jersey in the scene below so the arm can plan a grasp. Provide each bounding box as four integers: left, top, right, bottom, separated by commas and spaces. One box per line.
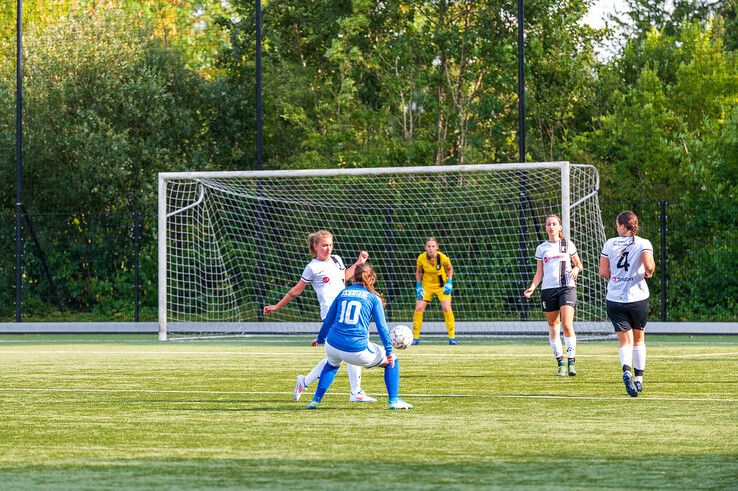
617, 252, 630, 271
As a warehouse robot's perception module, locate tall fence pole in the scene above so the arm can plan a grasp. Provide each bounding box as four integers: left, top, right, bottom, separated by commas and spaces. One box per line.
659, 201, 668, 321
15, 0, 24, 322
133, 210, 141, 322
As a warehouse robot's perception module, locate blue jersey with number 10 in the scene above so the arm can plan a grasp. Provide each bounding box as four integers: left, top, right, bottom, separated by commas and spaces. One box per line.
316, 284, 393, 355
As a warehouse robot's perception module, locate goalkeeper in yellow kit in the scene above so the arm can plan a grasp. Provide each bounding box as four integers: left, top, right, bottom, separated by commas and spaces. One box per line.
413, 237, 457, 345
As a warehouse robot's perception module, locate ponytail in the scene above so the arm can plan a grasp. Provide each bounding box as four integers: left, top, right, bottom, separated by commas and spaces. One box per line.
353, 263, 386, 305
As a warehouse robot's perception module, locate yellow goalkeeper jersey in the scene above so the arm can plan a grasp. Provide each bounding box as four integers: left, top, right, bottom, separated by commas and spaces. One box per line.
417, 251, 451, 290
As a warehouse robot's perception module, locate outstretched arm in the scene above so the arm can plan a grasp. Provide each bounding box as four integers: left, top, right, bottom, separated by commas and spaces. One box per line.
263, 279, 309, 316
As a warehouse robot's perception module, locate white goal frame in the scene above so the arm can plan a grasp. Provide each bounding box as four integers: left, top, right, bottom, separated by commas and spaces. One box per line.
158, 162, 607, 340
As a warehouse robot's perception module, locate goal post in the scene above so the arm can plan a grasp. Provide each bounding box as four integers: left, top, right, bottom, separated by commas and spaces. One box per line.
158, 162, 608, 340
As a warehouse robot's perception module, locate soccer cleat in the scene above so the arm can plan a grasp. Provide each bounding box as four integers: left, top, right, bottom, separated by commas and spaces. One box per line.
635, 380, 643, 393
556, 365, 567, 377
306, 400, 320, 410
448, 338, 458, 345
293, 374, 307, 401
623, 371, 638, 397
411, 339, 420, 345
389, 399, 413, 410
567, 363, 577, 377
349, 390, 377, 403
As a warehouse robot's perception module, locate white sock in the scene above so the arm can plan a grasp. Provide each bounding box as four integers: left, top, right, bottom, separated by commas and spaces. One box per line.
305, 358, 328, 387
619, 346, 633, 371
564, 335, 577, 360
633, 344, 646, 373
347, 363, 362, 394
549, 335, 563, 359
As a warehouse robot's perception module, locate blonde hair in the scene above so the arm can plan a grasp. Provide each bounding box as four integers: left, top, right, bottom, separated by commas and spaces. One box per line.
545, 215, 564, 240
617, 211, 640, 236
425, 237, 438, 246
353, 263, 385, 305
307, 230, 333, 258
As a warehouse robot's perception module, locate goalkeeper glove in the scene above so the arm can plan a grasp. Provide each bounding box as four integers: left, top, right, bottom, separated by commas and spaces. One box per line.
415, 281, 424, 301
443, 278, 453, 295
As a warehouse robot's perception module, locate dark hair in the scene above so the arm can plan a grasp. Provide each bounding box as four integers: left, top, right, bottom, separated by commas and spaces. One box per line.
617, 211, 640, 236
353, 263, 385, 304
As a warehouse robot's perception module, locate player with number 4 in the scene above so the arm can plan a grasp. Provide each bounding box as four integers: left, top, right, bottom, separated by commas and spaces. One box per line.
600, 211, 655, 397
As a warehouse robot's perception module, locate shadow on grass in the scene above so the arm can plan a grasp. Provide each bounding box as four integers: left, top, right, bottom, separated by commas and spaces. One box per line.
0, 455, 737, 490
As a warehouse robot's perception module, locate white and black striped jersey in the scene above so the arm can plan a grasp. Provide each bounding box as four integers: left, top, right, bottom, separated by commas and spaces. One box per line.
535, 239, 578, 290
601, 236, 653, 303
301, 255, 347, 320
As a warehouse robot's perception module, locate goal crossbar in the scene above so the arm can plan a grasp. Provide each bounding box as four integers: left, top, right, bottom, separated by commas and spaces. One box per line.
158, 161, 607, 340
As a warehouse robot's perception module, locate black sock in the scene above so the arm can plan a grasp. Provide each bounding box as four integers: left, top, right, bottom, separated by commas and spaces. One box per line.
623, 364, 632, 373
634, 369, 644, 376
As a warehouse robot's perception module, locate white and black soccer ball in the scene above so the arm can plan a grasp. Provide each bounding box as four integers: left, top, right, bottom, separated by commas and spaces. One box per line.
390, 324, 413, 350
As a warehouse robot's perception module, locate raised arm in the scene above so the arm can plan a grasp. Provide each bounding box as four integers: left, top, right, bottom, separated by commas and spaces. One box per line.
523, 260, 544, 298
263, 279, 309, 316
345, 250, 369, 281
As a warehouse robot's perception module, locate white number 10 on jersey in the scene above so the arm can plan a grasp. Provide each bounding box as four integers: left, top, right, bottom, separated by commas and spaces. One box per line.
338, 300, 362, 325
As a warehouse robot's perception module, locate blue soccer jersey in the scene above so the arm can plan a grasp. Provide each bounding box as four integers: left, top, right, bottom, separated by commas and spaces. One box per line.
316, 284, 393, 355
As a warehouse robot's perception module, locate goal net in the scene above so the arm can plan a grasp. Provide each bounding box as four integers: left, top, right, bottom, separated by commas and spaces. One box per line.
158, 162, 608, 340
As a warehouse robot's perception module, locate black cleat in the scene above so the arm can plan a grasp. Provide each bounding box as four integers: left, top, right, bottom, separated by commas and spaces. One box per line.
623, 371, 638, 397
634, 380, 643, 393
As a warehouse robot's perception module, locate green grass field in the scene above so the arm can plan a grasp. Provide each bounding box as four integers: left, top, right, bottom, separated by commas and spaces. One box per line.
0, 334, 736, 490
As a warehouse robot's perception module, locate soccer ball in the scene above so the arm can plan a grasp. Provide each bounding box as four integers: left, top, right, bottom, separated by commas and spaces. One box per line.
390, 324, 413, 350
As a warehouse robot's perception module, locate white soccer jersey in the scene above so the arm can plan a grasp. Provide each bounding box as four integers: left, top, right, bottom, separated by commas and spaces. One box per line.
601, 236, 653, 303
301, 255, 347, 319
535, 239, 578, 290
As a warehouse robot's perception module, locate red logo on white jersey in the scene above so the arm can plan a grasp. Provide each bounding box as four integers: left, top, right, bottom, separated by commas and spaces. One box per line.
322, 276, 330, 284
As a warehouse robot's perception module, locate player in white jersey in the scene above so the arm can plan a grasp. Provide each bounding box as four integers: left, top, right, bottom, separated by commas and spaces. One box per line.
600, 211, 655, 397
524, 215, 584, 377
263, 230, 375, 402
307, 263, 413, 410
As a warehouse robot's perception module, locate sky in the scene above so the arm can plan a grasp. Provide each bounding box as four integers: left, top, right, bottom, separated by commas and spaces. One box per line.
583, 0, 629, 28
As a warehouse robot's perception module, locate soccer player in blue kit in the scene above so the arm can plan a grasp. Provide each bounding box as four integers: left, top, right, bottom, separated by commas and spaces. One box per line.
306, 263, 413, 410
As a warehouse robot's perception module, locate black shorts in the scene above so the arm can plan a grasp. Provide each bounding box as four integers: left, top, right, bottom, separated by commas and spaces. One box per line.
606, 299, 649, 332
540, 287, 577, 312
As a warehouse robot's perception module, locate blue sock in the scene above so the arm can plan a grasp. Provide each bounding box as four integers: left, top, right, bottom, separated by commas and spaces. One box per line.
312, 362, 340, 402
384, 358, 400, 403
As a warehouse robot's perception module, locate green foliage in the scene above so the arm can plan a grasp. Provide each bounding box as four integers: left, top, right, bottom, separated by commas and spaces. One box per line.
0, 1, 736, 320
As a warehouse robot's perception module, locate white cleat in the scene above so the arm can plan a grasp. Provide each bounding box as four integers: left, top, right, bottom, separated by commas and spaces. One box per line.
349, 390, 377, 402
389, 399, 413, 410
294, 374, 307, 401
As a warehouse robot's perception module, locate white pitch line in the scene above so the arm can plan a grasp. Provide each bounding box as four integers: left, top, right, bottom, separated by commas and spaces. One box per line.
0, 350, 736, 360
0, 387, 735, 403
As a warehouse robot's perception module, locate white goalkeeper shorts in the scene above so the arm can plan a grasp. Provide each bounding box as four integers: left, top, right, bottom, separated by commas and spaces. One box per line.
324, 340, 386, 369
